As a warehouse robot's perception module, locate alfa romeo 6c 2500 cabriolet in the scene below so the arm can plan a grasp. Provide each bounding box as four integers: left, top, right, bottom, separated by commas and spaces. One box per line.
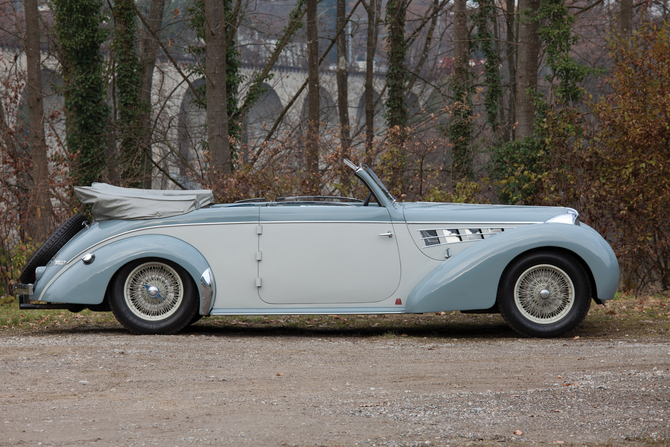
16, 160, 619, 337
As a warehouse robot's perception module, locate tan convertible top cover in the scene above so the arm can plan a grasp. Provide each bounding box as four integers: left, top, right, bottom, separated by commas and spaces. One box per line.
74, 183, 214, 220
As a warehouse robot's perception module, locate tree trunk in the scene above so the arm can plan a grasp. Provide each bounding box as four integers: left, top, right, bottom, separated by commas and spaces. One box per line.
306, 0, 320, 193
139, 0, 166, 188
54, 0, 109, 187
515, 0, 539, 141
505, 0, 516, 142
620, 0, 633, 40
363, 0, 380, 165
114, 0, 143, 187
385, 0, 408, 131
385, 0, 409, 193
453, 0, 468, 89
336, 0, 351, 187
205, 0, 230, 180
449, 0, 472, 180
25, 0, 53, 241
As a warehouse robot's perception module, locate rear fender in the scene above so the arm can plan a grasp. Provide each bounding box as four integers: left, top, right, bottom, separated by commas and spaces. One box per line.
38, 235, 215, 315
405, 223, 618, 313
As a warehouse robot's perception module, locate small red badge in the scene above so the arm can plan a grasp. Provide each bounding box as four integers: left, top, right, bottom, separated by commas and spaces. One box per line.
395, 298, 402, 305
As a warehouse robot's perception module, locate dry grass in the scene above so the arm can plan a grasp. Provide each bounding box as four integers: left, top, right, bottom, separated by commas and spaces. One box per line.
0, 292, 668, 339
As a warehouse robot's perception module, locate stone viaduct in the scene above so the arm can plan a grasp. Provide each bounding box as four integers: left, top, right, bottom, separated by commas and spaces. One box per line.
1, 48, 436, 188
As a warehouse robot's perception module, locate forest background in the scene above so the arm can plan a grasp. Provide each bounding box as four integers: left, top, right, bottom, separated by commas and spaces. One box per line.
0, 0, 668, 297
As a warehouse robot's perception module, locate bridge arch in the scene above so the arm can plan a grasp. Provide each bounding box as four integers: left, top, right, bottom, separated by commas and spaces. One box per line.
243, 83, 283, 160
177, 78, 206, 186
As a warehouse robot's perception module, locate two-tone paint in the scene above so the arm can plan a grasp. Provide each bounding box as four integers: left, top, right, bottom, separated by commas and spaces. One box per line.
20, 166, 619, 321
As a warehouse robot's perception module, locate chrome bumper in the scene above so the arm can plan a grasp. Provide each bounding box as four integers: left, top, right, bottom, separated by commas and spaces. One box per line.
14, 283, 34, 296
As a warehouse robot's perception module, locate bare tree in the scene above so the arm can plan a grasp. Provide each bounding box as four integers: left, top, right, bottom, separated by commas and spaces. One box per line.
620, 0, 633, 39
24, 0, 53, 240
505, 0, 516, 142
305, 0, 319, 191
515, 0, 539, 141
139, 0, 167, 188
449, 0, 472, 179
205, 0, 230, 179
336, 0, 351, 184
453, 0, 468, 92
363, 0, 381, 165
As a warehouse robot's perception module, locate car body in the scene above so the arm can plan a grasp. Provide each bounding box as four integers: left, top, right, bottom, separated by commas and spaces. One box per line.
16, 160, 619, 337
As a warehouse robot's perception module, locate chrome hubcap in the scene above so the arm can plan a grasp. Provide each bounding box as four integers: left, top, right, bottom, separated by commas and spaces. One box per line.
514, 264, 575, 324
124, 262, 183, 321
144, 284, 161, 298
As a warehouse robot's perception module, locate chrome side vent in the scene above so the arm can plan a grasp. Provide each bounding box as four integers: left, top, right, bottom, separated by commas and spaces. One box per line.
418, 227, 509, 248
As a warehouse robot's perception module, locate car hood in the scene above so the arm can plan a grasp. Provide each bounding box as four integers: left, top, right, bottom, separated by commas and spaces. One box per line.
401, 202, 575, 224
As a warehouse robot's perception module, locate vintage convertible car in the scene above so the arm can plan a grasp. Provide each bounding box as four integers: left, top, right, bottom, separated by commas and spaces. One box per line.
15, 160, 619, 337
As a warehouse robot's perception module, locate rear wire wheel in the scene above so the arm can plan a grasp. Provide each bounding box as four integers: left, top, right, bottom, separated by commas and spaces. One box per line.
110, 259, 198, 334
498, 251, 591, 338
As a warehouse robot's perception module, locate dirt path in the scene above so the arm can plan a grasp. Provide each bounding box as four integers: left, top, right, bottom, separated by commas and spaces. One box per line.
1, 322, 669, 446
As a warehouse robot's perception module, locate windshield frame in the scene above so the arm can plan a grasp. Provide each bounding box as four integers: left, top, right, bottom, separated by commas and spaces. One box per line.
362, 165, 396, 203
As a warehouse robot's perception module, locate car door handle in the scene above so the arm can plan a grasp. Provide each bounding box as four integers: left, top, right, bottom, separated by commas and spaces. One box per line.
379, 231, 393, 238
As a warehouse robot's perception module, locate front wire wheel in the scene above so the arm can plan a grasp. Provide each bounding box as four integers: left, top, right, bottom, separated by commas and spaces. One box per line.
110, 259, 198, 334
514, 264, 575, 324
498, 251, 591, 338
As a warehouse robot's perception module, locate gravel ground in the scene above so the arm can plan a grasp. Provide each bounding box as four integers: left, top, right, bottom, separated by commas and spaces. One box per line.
0, 324, 669, 446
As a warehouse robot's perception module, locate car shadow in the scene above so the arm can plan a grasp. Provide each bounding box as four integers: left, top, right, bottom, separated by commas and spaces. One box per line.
181, 319, 519, 340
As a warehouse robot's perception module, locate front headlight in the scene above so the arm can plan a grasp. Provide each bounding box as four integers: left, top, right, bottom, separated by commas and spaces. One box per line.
545, 209, 580, 225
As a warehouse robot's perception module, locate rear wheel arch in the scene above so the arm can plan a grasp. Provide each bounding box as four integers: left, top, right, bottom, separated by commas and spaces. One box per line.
108, 257, 199, 334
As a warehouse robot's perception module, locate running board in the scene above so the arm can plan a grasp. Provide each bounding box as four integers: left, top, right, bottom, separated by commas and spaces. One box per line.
18, 295, 86, 312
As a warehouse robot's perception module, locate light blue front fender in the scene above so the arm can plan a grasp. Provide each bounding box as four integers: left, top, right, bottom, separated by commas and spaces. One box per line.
38, 235, 215, 315
405, 223, 619, 313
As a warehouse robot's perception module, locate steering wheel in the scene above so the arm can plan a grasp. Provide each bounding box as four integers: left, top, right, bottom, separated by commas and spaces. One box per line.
363, 192, 372, 207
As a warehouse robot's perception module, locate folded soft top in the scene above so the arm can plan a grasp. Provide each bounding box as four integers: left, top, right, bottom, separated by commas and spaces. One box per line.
74, 183, 214, 220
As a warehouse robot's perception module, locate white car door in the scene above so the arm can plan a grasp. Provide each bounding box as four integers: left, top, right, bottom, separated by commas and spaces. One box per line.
257, 205, 401, 305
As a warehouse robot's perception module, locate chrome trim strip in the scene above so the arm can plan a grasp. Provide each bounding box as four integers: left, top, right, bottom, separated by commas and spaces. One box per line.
210, 307, 404, 315
409, 221, 538, 226
199, 268, 215, 315
259, 221, 396, 224
418, 239, 485, 248
343, 158, 360, 171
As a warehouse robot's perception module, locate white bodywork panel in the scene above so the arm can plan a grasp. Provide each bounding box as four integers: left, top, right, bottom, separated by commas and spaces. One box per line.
142, 223, 260, 308
258, 222, 402, 304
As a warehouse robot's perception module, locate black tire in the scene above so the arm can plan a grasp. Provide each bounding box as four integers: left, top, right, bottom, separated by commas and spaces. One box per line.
497, 250, 591, 338
19, 214, 88, 284
188, 313, 204, 326
109, 258, 198, 334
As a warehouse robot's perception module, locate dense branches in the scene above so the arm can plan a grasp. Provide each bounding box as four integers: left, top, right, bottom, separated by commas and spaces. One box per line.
5, 0, 669, 292
53, 0, 109, 186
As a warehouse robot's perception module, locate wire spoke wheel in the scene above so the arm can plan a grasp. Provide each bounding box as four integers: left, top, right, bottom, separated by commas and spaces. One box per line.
514, 264, 575, 324
498, 251, 591, 337
123, 262, 184, 321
